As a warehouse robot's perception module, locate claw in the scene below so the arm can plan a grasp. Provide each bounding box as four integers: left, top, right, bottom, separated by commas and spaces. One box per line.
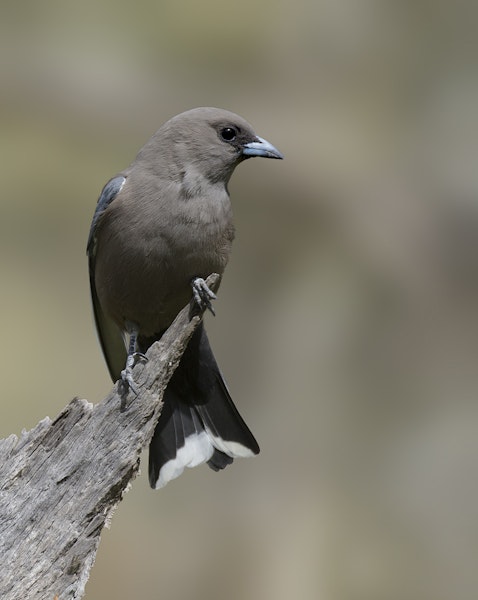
121, 354, 138, 395
191, 277, 217, 315
120, 324, 148, 396
120, 353, 148, 395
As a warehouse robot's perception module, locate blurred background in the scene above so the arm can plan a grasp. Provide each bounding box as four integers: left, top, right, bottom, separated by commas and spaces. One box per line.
1, 1, 477, 598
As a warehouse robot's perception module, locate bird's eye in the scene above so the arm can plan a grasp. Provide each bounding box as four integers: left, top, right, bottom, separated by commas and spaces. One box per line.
220, 127, 237, 141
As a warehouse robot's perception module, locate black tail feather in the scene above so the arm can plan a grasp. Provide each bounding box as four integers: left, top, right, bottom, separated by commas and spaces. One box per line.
147, 322, 259, 489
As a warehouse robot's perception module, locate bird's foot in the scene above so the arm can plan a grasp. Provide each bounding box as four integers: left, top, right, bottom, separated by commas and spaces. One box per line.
191, 277, 217, 315
120, 351, 148, 395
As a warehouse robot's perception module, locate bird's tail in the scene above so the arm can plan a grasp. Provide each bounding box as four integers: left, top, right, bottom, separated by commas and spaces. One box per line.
148, 322, 260, 489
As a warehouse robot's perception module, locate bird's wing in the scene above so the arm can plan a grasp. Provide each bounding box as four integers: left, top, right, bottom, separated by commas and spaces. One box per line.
87, 175, 128, 382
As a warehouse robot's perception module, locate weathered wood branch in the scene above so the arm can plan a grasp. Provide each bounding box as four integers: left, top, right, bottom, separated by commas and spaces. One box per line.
0, 274, 220, 600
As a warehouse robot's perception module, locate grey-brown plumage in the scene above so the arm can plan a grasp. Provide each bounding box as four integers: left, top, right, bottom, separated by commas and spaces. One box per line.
87, 107, 282, 488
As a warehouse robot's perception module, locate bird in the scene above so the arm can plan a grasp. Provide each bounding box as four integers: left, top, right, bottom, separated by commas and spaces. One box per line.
87, 107, 283, 489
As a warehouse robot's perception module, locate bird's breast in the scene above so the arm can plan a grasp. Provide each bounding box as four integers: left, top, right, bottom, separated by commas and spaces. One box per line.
94, 190, 234, 335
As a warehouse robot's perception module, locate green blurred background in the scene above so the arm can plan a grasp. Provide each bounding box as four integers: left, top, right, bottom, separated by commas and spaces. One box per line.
1, 1, 477, 598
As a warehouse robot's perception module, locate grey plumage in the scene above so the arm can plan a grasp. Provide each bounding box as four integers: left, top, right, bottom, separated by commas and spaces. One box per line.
87, 107, 282, 488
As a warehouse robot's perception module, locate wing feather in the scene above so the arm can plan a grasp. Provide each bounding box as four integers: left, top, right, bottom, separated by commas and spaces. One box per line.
87, 175, 127, 381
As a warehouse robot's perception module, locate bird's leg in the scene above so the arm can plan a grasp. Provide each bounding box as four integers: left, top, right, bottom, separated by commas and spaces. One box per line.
121, 322, 147, 395
191, 277, 217, 315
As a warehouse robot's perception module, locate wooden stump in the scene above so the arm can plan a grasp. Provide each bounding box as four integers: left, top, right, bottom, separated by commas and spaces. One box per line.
0, 274, 220, 599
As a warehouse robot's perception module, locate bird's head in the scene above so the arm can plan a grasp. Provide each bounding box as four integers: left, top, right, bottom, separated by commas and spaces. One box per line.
138, 107, 283, 186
